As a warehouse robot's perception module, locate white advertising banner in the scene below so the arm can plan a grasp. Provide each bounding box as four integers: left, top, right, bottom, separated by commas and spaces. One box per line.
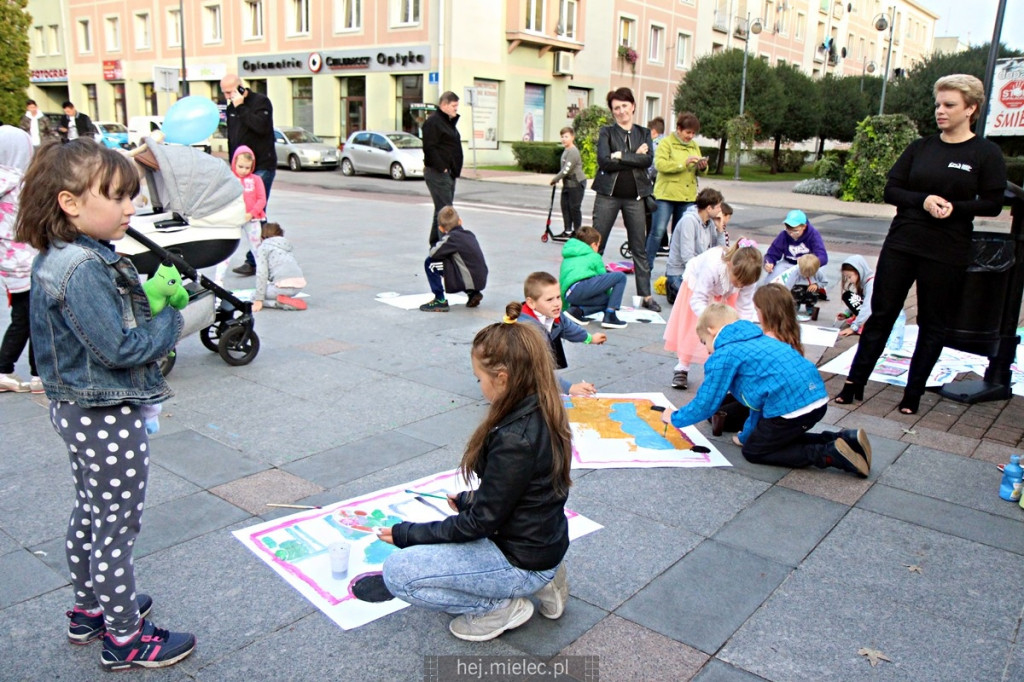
472, 79, 499, 150
985, 57, 1024, 137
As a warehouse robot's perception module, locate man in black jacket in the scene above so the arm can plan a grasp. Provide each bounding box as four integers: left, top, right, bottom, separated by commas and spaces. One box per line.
57, 101, 97, 144
422, 91, 463, 246
220, 74, 277, 275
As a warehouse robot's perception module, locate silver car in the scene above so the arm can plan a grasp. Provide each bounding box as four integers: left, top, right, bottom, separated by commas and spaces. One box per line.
275, 127, 339, 171
340, 131, 424, 181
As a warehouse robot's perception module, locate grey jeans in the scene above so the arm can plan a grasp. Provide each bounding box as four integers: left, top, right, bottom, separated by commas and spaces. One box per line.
592, 193, 652, 297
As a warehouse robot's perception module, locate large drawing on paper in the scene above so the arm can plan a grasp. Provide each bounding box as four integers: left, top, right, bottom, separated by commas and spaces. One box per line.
567, 392, 730, 469
233, 470, 603, 631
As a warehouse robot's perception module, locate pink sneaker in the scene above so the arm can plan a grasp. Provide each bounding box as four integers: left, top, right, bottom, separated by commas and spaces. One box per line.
275, 295, 307, 311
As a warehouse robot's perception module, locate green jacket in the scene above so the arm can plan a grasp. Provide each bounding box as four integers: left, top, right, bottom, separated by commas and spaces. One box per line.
653, 133, 704, 202
559, 238, 606, 302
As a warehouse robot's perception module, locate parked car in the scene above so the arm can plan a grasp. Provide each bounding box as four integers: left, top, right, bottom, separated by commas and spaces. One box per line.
94, 121, 131, 149
340, 131, 424, 181
274, 127, 339, 171
127, 115, 212, 153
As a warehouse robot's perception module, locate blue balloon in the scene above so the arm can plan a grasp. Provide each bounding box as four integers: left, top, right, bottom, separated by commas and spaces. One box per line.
162, 96, 220, 145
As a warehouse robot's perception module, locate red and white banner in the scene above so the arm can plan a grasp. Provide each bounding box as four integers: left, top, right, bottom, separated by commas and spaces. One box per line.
986, 58, 1024, 136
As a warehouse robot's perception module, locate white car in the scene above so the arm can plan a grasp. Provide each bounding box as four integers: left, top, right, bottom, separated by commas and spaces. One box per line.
274, 127, 339, 171
340, 131, 424, 181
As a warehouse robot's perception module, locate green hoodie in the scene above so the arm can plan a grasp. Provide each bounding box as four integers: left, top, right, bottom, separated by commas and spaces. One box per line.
559, 238, 607, 303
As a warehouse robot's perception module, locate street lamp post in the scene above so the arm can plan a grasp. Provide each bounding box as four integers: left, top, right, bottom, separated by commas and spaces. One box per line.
734, 14, 763, 181
861, 57, 877, 92
874, 8, 896, 115
179, 0, 189, 96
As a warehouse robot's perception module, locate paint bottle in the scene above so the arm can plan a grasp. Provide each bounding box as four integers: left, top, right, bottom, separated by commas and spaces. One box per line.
886, 310, 906, 352
329, 540, 351, 579
998, 454, 1022, 502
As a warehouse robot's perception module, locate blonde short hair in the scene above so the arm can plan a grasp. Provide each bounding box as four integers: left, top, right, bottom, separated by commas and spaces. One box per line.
438, 205, 461, 231
934, 74, 986, 124
696, 303, 739, 344
797, 253, 821, 279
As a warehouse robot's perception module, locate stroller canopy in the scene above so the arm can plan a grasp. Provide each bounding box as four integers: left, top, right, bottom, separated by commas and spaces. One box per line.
145, 138, 243, 222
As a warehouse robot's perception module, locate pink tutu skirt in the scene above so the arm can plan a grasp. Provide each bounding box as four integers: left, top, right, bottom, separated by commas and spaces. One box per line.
663, 280, 739, 366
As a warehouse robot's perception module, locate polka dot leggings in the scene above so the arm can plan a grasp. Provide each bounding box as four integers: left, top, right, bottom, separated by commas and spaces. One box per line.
51, 401, 151, 639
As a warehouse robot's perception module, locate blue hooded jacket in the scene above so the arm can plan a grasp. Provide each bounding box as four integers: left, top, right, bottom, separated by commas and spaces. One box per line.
669, 320, 827, 443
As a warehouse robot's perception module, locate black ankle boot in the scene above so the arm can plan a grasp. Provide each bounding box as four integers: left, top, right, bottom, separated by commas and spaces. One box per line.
834, 381, 864, 405
898, 391, 922, 415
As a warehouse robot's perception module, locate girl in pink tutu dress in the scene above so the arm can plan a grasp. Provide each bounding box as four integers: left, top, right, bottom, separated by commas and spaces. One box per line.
663, 240, 762, 389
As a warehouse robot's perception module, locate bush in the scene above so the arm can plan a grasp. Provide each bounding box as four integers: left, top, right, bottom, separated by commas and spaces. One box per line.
793, 178, 841, 197
813, 149, 849, 182
841, 114, 918, 203
510, 142, 562, 173
752, 149, 809, 172
1005, 156, 1024, 189
572, 105, 610, 178
699, 145, 720, 170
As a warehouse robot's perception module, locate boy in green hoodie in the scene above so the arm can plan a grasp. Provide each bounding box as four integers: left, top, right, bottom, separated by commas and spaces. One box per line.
559, 226, 628, 329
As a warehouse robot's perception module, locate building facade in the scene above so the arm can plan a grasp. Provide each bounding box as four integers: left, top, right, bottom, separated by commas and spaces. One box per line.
25, 0, 937, 162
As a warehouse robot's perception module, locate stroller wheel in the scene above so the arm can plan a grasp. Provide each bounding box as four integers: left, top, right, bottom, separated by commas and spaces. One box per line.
200, 324, 222, 353
158, 350, 176, 377
620, 242, 632, 259
219, 325, 260, 366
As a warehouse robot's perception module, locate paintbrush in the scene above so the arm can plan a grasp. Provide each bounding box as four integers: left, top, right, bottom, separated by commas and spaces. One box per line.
266, 503, 322, 510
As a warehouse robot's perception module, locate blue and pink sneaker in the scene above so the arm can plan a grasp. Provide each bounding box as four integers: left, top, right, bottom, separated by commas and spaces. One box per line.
100, 619, 196, 671
66, 594, 153, 645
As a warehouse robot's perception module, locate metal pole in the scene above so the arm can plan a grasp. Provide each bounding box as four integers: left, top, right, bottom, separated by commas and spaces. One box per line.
179, 0, 189, 97
878, 7, 895, 116
734, 12, 750, 181
975, 0, 1008, 138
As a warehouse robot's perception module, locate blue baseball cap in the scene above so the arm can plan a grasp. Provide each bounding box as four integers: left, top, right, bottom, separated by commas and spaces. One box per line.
784, 209, 807, 227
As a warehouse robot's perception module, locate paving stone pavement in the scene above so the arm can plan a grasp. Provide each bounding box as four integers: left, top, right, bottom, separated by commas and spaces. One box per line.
1, 177, 1022, 681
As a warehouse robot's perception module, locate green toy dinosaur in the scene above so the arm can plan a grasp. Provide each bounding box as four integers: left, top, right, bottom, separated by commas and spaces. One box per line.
143, 260, 189, 316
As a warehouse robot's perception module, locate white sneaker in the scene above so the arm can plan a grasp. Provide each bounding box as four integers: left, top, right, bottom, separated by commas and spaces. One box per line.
534, 563, 568, 619
28, 376, 44, 394
0, 373, 29, 393
448, 597, 534, 642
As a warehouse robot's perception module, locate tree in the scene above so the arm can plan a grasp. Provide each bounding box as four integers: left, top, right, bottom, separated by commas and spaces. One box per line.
841, 114, 918, 203
816, 74, 870, 158
675, 49, 785, 174
763, 64, 822, 173
572, 104, 609, 179
0, 0, 31, 126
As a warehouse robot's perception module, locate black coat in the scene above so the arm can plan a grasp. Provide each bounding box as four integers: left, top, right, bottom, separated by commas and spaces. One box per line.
591, 123, 654, 198
390, 395, 569, 571
422, 110, 463, 178
225, 89, 277, 171
57, 112, 97, 143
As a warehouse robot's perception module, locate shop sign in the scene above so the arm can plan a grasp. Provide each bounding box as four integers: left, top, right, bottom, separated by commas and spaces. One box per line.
30, 68, 68, 83
239, 47, 430, 77
103, 60, 123, 81
986, 57, 1024, 136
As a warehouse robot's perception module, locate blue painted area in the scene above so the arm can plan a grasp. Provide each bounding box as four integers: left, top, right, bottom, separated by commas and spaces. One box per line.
364, 539, 398, 564
608, 402, 674, 450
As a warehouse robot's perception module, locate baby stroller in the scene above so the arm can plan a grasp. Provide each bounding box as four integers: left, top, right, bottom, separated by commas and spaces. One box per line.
113, 137, 260, 376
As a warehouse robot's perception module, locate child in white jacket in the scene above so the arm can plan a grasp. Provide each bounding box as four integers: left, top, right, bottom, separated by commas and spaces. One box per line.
252, 222, 307, 311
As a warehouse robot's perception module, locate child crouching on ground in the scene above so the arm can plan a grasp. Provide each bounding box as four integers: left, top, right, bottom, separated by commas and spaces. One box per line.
836, 255, 875, 337
662, 304, 871, 477
774, 253, 828, 320
421, 206, 488, 312
520, 271, 606, 396
559, 226, 628, 329
252, 222, 307, 311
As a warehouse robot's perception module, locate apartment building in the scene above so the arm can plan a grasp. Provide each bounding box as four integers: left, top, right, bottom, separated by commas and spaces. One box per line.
25, 0, 936, 163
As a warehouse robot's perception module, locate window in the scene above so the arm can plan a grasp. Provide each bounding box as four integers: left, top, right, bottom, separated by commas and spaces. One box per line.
648, 25, 664, 62
525, 0, 543, 32
204, 4, 223, 43
134, 12, 151, 50
291, 77, 314, 131
49, 25, 61, 54
618, 16, 636, 47
34, 26, 47, 56
77, 19, 92, 53
290, 0, 310, 35
85, 84, 99, 121
244, 0, 264, 39
336, 0, 361, 31
105, 16, 120, 51
167, 8, 181, 47
675, 32, 691, 68
644, 96, 660, 124
777, 5, 789, 35
557, 0, 576, 39
795, 12, 804, 39
391, 0, 420, 26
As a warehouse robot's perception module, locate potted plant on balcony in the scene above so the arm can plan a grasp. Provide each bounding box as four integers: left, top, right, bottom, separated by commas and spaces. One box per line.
617, 45, 638, 73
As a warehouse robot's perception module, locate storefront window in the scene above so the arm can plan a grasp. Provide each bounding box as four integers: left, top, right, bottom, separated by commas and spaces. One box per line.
112, 83, 127, 125
143, 82, 157, 115
291, 77, 313, 131
85, 84, 99, 121
339, 76, 365, 141
395, 75, 423, 135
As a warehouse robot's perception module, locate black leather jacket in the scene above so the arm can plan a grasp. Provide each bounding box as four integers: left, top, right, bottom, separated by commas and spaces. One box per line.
591, 123, 654, 198
422, 110, 463, 178
390, 394, 569, 571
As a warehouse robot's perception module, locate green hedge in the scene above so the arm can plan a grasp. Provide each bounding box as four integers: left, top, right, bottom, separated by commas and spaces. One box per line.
1006, 156, 1024, 189
573, 105, 611, 178
841, 114, 919, 203
699, 146, 720, 171
510, 142, 563, 173
813, 149, 850, 182
752, 149, 809, 173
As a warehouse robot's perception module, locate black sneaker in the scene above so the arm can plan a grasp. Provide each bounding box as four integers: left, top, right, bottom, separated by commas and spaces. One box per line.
231, 263, 255, 276
466, 292, 483, 308
67, 594, 153, 645
419, 298, 449, 312
841, 428, 872, 468
601, 311, 627, 329
829, 438, 870, 478
671, 370, 688, 390
642, 297, 662, 313
551, 231, 573, 242
100, 619, 196, 671
562, 306, 589, 327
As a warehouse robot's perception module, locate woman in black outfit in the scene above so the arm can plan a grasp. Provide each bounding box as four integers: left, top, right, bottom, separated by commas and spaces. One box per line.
835, 74, 1007, 414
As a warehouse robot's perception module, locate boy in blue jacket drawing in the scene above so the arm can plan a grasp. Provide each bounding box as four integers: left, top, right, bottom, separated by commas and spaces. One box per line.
663, 303, 871, 477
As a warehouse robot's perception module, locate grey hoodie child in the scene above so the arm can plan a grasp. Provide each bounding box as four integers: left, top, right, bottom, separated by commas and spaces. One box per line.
839, 254, 874, 334
254, 236, 304, 303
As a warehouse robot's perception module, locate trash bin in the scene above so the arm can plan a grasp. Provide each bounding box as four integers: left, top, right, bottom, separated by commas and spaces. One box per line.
939, 182, 1024, 404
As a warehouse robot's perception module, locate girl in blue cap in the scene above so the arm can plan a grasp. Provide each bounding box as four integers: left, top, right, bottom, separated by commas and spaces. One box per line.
762, 209, 828, 283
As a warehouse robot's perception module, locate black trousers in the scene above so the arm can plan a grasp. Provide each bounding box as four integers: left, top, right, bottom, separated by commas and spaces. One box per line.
0, 291, 36, 375
742, 404, 837, 468
424, 167, 456, 246
559, 182, 585, 235
847, 247, 965, 395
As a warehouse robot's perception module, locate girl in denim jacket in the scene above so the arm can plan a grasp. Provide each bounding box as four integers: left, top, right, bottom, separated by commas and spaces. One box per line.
15, 140, 195, 671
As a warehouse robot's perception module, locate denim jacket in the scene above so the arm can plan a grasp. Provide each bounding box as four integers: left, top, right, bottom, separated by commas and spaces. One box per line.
30, 234, 183, 407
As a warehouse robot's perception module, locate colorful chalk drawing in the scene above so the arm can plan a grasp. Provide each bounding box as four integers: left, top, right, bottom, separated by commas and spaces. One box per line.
233, 469, 603, 630
567, 392, 730, 469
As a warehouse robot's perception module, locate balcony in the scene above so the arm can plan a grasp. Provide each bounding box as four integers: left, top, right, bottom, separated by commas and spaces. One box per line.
734, 17, 748, 38
712, 10, 728, 33
505, 30, 582, 56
